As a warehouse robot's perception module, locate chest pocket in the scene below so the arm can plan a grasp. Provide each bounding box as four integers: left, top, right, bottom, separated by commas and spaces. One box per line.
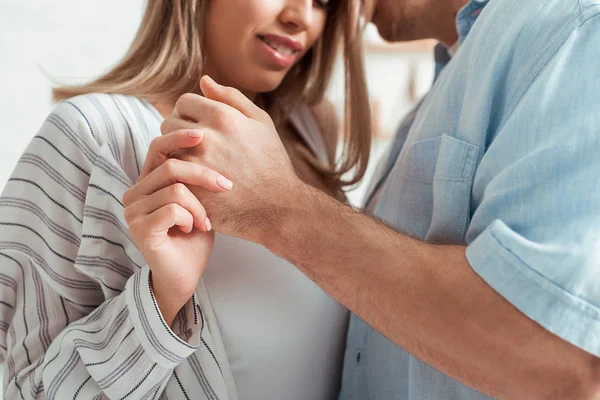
375, 134, 479, 244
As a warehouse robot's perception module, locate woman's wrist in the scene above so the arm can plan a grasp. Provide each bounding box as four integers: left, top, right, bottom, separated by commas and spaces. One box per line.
151, 277, 192, 327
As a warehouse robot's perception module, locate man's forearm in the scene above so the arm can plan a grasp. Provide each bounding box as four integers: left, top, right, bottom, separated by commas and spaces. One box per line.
265, 181, 600, 399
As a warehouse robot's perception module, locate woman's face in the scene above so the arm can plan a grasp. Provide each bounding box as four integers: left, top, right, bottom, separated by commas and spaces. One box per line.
203, 0, 332, 98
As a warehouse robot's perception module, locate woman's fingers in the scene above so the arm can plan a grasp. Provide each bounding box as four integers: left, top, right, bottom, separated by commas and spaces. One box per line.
123, 158, 232, 206
132, 203, 195, 238
140, 129, 205, 180
125, 183, 210, 231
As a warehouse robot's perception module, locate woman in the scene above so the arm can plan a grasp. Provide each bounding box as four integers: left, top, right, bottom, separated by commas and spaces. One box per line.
0, 0, 371, 398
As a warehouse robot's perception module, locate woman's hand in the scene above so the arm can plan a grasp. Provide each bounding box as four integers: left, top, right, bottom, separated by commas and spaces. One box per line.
123, 129, 233, 326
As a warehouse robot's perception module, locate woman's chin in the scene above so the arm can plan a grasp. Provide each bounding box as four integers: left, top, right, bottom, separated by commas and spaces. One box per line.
241, 73, 287, 95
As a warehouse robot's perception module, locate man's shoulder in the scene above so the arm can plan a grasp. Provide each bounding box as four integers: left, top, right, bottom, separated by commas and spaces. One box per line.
475, 0, 600, 80
456, 0, 597, 116
516, 0, 600, 30
479, 0, 600, 45
478, 0, 584, 46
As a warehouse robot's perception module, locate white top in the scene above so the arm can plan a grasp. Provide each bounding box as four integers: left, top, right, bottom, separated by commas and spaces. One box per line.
204, 103, 348, 400
0, 92, 347, 400
204, 236, 348, 400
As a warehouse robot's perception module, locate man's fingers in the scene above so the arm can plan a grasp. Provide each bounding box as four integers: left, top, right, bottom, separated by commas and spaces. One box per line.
140, 129, 204, 180
172, 92, 233, 125
123, 159, 233, 206
200, 75, 266, 121
160, 116, 199, 136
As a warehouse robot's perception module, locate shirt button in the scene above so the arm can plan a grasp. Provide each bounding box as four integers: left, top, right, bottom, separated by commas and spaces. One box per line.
356, 351, 361, 363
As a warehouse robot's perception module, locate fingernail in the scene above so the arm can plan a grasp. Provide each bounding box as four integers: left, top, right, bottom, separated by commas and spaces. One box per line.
187, 130, 204, 138
205, 217, 212, 232
216, 175, 233, 191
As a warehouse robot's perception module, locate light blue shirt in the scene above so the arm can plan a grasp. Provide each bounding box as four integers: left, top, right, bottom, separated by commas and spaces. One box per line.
340, 0, 600, 398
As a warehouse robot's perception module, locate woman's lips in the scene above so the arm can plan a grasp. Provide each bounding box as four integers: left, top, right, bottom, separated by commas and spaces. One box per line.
257, 34, 302, 69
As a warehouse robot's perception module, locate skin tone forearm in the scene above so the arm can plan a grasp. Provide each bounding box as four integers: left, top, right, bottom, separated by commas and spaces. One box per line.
264, 180, 600, 400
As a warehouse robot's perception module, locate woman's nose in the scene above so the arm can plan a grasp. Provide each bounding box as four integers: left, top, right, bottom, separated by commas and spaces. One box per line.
280, 0, 314, 32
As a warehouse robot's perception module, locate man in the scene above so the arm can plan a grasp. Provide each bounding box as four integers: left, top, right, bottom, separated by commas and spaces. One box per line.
162, 0, 600, 398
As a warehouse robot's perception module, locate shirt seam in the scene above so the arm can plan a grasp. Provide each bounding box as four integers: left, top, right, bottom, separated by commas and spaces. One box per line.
580, 2, 600, 22
486, 229, 600, 322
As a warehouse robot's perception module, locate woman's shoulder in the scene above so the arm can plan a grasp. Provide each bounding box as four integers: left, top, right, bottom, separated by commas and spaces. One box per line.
48, 93, 159, 149
42, 93, 159, 182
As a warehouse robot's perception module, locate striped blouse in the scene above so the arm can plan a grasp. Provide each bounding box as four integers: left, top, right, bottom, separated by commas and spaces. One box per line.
0, 94, 234, 399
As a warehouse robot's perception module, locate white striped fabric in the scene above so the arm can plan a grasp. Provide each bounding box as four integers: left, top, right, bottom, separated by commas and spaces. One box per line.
0, 94, 231, 399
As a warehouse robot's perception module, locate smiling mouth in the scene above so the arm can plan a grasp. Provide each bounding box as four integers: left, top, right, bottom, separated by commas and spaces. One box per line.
257, 35, 298, 57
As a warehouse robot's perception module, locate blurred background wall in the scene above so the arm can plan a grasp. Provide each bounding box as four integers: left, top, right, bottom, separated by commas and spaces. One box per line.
0, 1, 434, 392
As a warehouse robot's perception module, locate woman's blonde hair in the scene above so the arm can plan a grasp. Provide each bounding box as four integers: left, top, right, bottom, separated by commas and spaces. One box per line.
53, 0, 371, 188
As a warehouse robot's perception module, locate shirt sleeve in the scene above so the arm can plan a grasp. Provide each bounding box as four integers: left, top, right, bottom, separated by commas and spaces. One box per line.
0, 100, 201, 399
465, 15, 600, 358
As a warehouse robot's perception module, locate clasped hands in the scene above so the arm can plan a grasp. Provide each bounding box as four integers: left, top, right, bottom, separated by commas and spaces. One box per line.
122, 76, 300, 325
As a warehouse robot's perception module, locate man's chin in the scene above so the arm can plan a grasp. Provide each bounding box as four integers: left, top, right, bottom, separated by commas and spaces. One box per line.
373, 22, 399, 43
371, 11, 398, 43
373, 17, 417, 43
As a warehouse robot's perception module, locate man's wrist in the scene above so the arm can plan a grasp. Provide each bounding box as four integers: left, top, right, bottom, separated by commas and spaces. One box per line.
260, 178, 321, 254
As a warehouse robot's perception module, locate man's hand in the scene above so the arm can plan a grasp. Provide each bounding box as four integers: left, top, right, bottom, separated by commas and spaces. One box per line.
161, 76, 300, 244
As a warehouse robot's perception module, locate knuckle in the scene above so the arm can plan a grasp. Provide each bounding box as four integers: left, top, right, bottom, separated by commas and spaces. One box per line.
180, 92, 196, 104
123, 206, 132, 223
165, 203, 180, 215
122, 189, 135, 207
197, 166, 212, 182
122, 190, 131, 207
128, 218, 142, 237
214, 109, 234, 131
160, 118, 176, 135
163, 158, 179, 177
176, 93, 195, 110
171, 182, 188, 198
148, 136, 161, 152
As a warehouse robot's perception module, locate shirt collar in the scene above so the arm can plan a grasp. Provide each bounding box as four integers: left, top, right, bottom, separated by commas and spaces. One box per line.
434, 0, 490, 79
456, 0, 490, 44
